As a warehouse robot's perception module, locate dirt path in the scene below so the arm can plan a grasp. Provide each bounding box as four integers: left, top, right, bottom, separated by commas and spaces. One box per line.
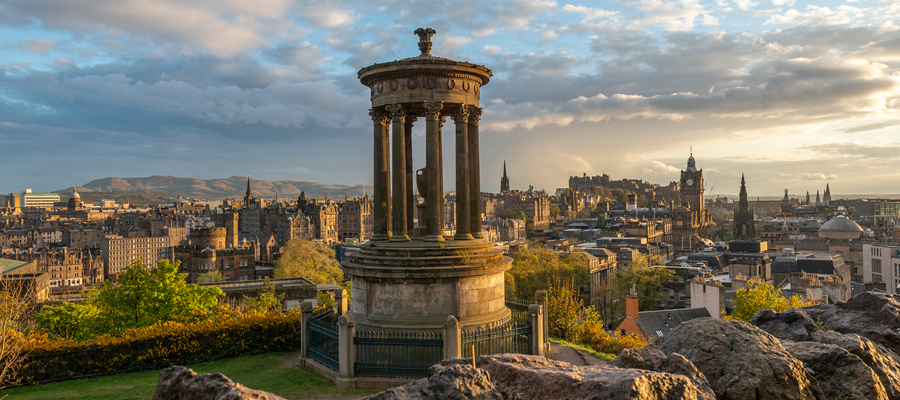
547, 342, 608, 366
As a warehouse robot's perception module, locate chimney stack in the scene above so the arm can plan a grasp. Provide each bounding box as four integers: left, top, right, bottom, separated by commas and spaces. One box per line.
626, 284, 639, 319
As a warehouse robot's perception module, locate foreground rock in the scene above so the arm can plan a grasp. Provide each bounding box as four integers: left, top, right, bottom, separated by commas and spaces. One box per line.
613, 345, 715, 400
752, 307, 900, 400
365, 353, 714, 400
152, 366, 285, 400
363, 364, 500, 400
655, 318, 824, 400
802, 292, 900, 356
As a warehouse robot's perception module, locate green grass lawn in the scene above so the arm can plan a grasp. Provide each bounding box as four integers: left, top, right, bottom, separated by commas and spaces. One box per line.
1, 353, 377, 400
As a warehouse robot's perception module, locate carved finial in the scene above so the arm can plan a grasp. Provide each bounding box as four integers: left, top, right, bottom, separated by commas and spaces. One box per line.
414, 27, 436, 56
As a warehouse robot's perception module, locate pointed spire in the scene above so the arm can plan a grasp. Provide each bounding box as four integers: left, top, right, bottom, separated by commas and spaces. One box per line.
245, 176, 253, 200
503, 160, 507, 178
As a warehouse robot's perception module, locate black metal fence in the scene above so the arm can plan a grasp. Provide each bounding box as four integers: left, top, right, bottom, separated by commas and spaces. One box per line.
505, 296, 530, 312
307, 316, 339, 370
462, 317, 531, 357
354, 330, 443, 378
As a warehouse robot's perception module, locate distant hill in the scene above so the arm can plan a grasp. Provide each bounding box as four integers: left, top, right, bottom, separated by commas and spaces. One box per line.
61, 176, 368, 201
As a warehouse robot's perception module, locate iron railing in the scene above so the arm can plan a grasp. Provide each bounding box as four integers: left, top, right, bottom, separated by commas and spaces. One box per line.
307, 317, 339, 370
505, 296, 530, 312
313, 308, 336, 324
354, 330, 443, 378
462, 317, 531, 357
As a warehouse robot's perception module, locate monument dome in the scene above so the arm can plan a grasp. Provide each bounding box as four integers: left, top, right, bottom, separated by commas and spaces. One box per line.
818, 215, 863, 239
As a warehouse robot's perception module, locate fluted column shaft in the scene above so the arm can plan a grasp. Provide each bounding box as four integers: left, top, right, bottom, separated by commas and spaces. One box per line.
370, 108, 391, 241
423, 102, 444, 241
405, 117, 416, 232
453, 107, 472, 240
386, 104, 409, 241
468, 106, 483, 239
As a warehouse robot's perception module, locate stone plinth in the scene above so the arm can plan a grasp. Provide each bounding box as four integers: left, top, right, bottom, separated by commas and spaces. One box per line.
343, 238, 511, 331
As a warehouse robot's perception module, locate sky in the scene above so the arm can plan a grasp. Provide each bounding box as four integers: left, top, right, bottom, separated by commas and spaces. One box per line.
0, 0, 898, 197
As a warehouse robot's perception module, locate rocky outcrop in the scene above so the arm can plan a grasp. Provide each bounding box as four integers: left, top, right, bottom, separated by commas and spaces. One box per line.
752, 307, 900, 400
613, 345, 716, 400
152, 366, 285, 400
802, 292, 900, 356
366, 353, 715, 400
782, 341, 888, 400
363, 364, 501, 400
655, 318, 824, 400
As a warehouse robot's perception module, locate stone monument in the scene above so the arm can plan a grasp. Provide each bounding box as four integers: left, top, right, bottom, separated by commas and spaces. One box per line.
344, 28, 511, 332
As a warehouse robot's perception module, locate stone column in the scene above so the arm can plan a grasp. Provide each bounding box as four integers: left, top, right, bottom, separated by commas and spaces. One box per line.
423, 102, 444, 241
443, 315, 462, 359
453, 107, 472, 240
528, 304, 545, 357
467, 106, 483, 239
386, 104, 409, 241
405, 117, 417, 232
335, 288, 347, 316
300, 300, 314, 360
534, 290, 549, 348
337, 314, 356, 382
369, 108, 391, 241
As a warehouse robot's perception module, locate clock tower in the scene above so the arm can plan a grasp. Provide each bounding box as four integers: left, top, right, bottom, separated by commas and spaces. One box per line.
680, 153, 704, 213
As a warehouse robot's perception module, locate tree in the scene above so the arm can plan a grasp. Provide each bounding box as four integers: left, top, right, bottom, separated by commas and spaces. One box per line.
245, 278, 284, 314
91, 258, 224, 335
0, 276, 33, 388
615, 257, 674, 312
611, 188, 627, 203
274, 239, 344, 284
33, 301, 99, 341
549, 204, 560, 218
196, 271, 224, 284
724, 280, 816, 321
596, 212, 608, 229
505, 247, 591, 300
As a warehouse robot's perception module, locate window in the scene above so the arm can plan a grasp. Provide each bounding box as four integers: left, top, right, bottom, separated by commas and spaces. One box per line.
874, 259, 882, 274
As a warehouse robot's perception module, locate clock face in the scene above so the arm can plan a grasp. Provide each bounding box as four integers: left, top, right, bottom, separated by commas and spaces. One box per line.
686, 179, 694, 186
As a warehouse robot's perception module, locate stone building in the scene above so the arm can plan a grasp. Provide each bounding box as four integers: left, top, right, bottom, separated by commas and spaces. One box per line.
671, 153, 712, 253
35, 247, 103, 287
239, 177, 267, 237
298, 193, 339, 245
338, 195, 373, 243
862, 243, 900, 294
481, 218, 526, 243
174, 227, 258, 283
101, 234, 174, 280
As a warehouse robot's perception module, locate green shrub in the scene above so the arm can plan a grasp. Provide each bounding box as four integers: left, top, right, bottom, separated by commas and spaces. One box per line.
18, 312, 303, 386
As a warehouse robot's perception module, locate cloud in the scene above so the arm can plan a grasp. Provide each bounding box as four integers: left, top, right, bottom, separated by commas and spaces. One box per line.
842, 120, 900, 133
2, 39, 59, 54
0, 0, 305, 57
802, 141, 900, 159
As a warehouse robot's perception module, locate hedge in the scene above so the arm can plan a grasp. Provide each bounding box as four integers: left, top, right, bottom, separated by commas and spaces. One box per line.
17, 311, 303, 386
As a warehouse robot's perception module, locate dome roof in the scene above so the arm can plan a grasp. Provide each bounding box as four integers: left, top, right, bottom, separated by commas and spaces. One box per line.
72, 187, 80, 199
819, 215, 863, 233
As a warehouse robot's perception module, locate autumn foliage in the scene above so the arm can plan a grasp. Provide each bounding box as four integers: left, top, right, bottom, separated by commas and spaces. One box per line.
723, 279, 816, 321
548, 279, 645, 356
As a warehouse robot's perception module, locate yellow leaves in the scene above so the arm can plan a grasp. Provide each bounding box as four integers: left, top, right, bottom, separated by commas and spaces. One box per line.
724, 279, 816, 321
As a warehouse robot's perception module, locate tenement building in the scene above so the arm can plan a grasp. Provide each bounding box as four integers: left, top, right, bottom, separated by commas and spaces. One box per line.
101, 234, 174, 280
338, 195, 374, 242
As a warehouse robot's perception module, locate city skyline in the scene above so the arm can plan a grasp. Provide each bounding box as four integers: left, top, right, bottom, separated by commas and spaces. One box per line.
1, 0, 898, 195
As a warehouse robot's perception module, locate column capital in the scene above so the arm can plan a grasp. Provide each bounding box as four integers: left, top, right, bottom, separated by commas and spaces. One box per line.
467, 106, 482, 124
369, 108, 390, 126
423, 101, 443, 120
385, 104, 406, 122
452, 106, 470, 123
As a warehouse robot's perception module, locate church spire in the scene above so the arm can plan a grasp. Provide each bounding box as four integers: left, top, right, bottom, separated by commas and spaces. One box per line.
500, 160, 510, 192
245, 176, 253, 201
